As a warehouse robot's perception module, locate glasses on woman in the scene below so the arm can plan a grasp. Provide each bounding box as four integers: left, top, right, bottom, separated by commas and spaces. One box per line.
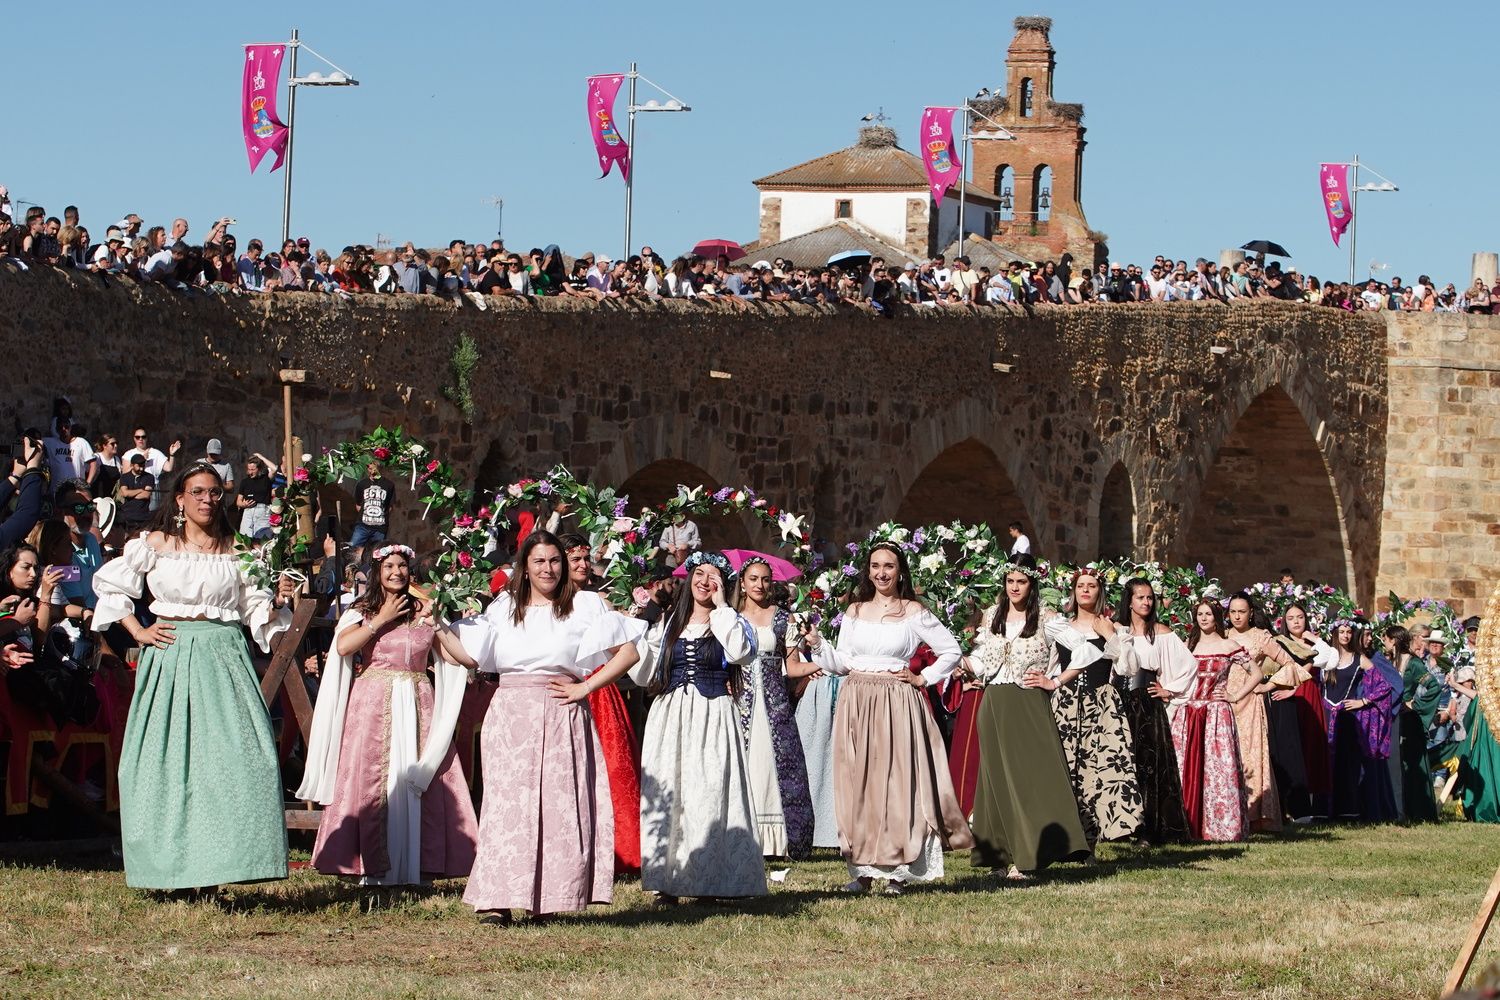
186, 487, 224, 501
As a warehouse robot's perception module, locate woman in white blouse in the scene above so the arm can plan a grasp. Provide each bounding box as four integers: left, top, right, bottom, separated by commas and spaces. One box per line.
454, 530, 641, 921
963, 557, 1090, 880
91, 462, 295, 892
804, 542, 973, 895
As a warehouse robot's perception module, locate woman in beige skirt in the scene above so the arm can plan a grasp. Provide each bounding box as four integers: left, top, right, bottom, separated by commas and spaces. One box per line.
803, 542, 973, 895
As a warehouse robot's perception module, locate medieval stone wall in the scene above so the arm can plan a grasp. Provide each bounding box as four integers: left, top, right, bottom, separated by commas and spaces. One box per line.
0, 269, 1400, 605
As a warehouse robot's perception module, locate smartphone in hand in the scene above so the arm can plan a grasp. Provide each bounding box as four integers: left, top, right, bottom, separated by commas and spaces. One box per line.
49, 564, 82, 583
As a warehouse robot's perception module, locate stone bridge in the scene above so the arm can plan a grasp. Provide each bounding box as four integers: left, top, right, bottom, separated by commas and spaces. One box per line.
4, 269, 1495, 613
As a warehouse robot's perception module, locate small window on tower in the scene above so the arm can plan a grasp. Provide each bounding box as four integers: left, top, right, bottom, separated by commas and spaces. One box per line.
835, 199, 853, 219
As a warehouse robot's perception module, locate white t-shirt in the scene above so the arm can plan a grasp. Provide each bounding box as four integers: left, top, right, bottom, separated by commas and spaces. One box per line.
44, 435, 95, 487
122, 447, 168, 479
658, 520, 701, 552
1009, 533, 1032, 556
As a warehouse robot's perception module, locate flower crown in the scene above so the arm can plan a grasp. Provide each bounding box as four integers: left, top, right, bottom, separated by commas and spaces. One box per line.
739, 554, 770, 572
999, 560, 1046, 581
1071, 566, 1105, 587
372, 543, 415, 562
682, 549, 736, 581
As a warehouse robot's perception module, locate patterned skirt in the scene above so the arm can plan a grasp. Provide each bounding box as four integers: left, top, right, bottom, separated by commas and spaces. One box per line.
740, 653, 814, 858
1117, 685, 1189, 844
1172, 700, 1248, 842
1050, 677, 1144, 843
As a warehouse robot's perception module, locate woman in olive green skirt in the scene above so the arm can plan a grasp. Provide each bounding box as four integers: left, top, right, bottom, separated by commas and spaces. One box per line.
92, 463, 294, 890
963, 561, 1090, 879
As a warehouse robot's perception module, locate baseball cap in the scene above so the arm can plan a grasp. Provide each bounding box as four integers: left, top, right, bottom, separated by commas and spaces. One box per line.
206, 438, 223, 454
297, 236, 310, 248
128, 452, 146, 466
904, 262, 917, 271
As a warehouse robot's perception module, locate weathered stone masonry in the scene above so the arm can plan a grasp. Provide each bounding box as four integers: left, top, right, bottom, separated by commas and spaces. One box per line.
4, 268, 1493, 613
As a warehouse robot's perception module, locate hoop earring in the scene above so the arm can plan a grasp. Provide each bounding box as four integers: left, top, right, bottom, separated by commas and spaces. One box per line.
174, 505, 186, 529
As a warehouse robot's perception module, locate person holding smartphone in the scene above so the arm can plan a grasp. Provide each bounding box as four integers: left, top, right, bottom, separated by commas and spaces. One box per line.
0, 434, 46, 548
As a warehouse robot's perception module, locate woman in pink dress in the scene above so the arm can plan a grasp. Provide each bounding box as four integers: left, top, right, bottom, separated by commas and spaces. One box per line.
1172, 600, 1252, 842
298, 543, 480, 885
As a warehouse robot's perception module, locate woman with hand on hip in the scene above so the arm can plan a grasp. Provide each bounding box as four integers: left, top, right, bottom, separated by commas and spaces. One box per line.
297, 542, 480, 885
454, 530, 643, 921
633, 550, 766, 900
91, 462, 295, 892
803, 542, 973, 895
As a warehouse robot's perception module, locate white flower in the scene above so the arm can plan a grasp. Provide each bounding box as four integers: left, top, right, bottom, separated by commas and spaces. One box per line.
777, 511, 805, 541
966, 538, 989, 552
918, 552, 946, 573
409, 444, 426, 456
676, 485, 704, 504
506, 483, 523, 498
887, 527, 909, 543
936, 526, 956, 542
300, 453, 312, 463
442, 486, 457, 499
733, 490, 746, 504
443, 574, 455, 583
604, 539, 624, 559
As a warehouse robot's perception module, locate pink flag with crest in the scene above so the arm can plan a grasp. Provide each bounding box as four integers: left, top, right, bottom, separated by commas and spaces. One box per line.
242, 43, 290, 173
587, 74, 630, 181
1319, 163, 1353, 247
920, 107, 962, 202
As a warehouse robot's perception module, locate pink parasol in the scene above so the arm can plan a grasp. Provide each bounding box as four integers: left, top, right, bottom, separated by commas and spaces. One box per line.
673, 548, 803, 582
690, 238, 745, 262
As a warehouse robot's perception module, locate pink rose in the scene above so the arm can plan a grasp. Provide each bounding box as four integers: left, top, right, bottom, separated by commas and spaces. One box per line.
373, 447, 391, 460
292, 467, 309, 482
612, 517, 635, 532
477, 506, 491, 519
458, 551, 474, 569
426, 460, 441, 472
269, 513, 283, 527
454, 514, 474, 528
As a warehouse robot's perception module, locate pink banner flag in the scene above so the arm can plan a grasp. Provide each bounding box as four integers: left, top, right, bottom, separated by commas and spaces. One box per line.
920, 107, 962, 202
587, 74, 630, 181
242, 43, 289, 173
1319, 163, 1353, 247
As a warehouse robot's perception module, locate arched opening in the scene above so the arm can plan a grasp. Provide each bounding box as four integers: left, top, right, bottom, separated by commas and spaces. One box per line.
1096, 462, 1135, 560
1019, 78, 1034, 118
895, 439, 1031, 542
1032, 164, 1052, 222
1179, 387, 1351, 593
994, 165, 1014, 221
617, 458, 753, 551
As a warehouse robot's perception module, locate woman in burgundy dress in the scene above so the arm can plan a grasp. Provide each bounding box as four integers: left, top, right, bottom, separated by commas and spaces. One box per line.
1172, 600, 1251, 842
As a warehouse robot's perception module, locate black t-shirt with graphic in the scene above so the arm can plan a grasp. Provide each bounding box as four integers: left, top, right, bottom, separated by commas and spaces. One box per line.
356, 476, 395, 527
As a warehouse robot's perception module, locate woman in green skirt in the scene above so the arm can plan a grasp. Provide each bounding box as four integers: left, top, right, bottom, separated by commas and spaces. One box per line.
93, 462, 295, 891
963, 556, 1090, 880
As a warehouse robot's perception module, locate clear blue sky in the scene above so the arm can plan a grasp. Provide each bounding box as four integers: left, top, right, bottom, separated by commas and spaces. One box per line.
8, 4, 1492, 285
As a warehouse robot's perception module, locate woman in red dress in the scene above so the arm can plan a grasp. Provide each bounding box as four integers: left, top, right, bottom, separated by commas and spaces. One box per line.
1172, 600, 1251, 842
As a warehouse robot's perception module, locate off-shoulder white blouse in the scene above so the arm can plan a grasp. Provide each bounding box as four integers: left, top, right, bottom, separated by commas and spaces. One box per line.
810, 606, 961, 687
91, 534, 291, 652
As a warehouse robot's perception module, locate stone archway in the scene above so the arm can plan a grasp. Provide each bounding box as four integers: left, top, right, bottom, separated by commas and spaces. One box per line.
1096, 461, 1135, 560
894, 438, 1030, 538
1178, 386, 1351, 592
617, 458, 753, 551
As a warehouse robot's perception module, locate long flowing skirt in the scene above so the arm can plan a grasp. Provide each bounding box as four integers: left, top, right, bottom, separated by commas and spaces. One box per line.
1327, 707, 1398, 822
793, 674, 840, 848
588, 680, 642, 874
1266, 693, 1309, 819
118, 621, 287, 889
1171, 700, 1247, 842
1117, 686, 1189, 844
971, 684, 1090, 871
742, 656, 814, 858
1292, 678, 1330, 797
1459, 700, 1500, 823
463, 675, 613, 914
946, 686, 983, 818
1231, 692, 1281, 832
1398, 709, 1439, 823
1050, 678, 1143, 842
832, 672, 973, 882
311, 671, 477, 883
640, 686, 766, 897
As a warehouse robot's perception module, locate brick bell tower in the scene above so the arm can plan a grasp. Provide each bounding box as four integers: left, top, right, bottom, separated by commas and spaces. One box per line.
969, 16, 1104, 267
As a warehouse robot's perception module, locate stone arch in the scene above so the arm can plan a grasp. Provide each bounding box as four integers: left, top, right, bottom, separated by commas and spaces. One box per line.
1033, 164, 1053, 222
617, 458, 753, 551
1096, 461, 1135, 560
1177, 385, 1352, 593
893, 438, 1032, 540
1019, 78, 1034, 118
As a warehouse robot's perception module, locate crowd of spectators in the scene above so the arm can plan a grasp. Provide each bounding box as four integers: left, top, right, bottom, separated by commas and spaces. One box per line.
2, 186, 1495, 316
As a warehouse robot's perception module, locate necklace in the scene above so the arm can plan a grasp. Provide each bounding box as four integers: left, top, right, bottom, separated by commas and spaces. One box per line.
184, 536, 217, 553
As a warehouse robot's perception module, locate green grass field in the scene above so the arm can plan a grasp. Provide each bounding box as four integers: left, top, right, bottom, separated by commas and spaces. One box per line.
3, 823, 1499, 999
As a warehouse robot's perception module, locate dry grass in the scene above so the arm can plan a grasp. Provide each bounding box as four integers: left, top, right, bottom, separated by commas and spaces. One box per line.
2, 823, 1498, 999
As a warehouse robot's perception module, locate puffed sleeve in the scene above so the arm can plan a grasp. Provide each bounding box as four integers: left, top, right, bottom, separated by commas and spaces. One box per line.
91, 534, 157, 632
629, 615, 669, 687
239, 571, 293, 653
911, 607, 961, 686
1154, 631, 1199, 704
709, 606, 757, 666
809, 616, 853, 676
450, 593, 511, 672
574, 592, 649, 672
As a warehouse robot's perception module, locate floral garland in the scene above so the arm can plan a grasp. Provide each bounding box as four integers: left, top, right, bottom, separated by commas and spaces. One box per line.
1041, 559, 1222, 637
236, 456, 316, 590
489, 468, 816, 610
792, 521, 1013, 653
1244, 580, 1360, 635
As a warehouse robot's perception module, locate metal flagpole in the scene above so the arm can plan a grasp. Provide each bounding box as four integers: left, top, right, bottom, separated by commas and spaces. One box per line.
1348, 154, 1358, 285
957, 103, 969, 253
623, 63, 637, 261
280, 29, 299, 245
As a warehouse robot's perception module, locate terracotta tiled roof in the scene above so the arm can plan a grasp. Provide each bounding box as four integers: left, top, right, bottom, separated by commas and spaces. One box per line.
740, 222, 912, 269
754, 138, 998, 204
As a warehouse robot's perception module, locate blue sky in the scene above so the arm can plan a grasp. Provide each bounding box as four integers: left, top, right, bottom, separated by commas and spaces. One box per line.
8, 4, 1492, 285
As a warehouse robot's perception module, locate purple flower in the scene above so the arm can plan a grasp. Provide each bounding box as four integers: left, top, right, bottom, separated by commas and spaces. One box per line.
901, 542, 917, 553
845, 542, 859, 555
841, 564, 858, 577
713, 487, 733, 502
959, 569, 974, 578
538, 481, 553, 495
613, 498, 628, 517
945, 603, 957, 617
831, 612, 845, 629
1195, 563, 1205, 576
912, 528, 926, 546
633, 556, 646, 568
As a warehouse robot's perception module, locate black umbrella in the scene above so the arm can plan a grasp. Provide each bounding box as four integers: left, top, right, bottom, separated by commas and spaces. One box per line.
1241, 240, 1291, 258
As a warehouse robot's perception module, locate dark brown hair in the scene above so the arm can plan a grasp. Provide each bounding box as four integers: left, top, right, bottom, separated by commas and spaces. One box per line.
147, 462, 237, 550
1186, 599, 1228, 651
506, 530, 577, 625
851, 542, 917, 618
351, 545, 415, 623
990, 554, 1041, 639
